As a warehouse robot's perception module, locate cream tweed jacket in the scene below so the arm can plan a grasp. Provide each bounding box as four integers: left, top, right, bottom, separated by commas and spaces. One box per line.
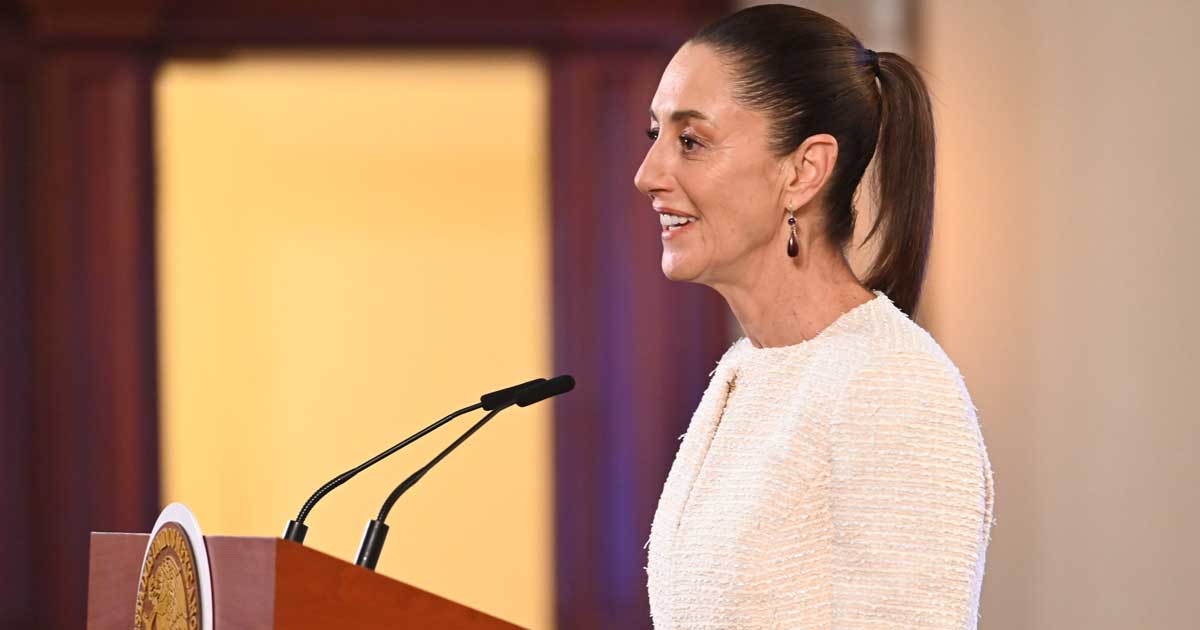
645, 290, 996, 629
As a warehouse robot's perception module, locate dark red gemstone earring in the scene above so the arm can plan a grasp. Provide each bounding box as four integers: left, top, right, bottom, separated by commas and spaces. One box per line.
786, 207, 799, 258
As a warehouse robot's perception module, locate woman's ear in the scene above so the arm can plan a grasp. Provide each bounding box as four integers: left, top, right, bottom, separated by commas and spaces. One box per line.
782, 133, 838, 210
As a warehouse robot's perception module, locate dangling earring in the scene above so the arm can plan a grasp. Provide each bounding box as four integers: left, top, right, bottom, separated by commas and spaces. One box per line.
786, 205, 799, 258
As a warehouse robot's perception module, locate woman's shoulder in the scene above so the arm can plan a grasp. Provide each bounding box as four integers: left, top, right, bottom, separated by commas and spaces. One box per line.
849, 291, 970, 393
832, 297, 989, 476
817, 293, 982, 447
832, 295, 995, 538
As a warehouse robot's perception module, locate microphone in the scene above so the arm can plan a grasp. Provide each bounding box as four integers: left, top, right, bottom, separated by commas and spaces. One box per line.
515, 374, 575, 407
354, 375, 575, 569
282, 378, 546, 543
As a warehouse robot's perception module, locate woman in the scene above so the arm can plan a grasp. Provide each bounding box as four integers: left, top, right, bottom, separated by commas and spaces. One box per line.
635, 5, 995, 629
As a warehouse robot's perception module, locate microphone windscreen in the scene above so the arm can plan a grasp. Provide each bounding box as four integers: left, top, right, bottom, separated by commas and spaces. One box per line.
481, 378, 546, 410
515, 374, 576, 407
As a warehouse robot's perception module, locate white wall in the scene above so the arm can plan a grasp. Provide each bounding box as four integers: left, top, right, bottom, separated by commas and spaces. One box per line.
923, 1, 1200, 627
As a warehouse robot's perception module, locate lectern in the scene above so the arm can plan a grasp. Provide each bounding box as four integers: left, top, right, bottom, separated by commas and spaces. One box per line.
87, 532, 525, 629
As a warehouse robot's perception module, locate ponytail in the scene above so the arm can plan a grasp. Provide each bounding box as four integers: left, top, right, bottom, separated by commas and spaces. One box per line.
861, 52, 936, 317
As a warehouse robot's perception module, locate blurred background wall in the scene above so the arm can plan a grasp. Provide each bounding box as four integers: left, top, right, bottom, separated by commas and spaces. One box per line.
156, 51, 553, 629
920, 2, 1200, 627
2, 1, 1198, 629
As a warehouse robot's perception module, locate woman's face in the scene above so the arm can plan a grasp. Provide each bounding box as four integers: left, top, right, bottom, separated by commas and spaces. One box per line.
634, 43, 789, 286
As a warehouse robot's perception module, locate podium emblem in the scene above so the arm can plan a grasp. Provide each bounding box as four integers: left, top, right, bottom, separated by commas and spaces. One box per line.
134, 503, 215, 630
135, 522, 198, 629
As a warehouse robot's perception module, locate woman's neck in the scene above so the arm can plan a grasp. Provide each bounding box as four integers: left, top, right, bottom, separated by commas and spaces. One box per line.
711, 241, 875, 349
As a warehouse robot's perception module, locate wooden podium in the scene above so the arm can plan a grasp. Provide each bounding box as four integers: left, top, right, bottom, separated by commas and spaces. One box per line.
87, 532, 525, 629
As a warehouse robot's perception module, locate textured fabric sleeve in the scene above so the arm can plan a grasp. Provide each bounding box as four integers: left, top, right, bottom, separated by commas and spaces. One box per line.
829, 350, 993, 629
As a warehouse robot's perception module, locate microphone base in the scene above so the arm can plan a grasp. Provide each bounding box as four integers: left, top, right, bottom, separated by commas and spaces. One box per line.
355, 519, 390, 570
282, 519, 308, 543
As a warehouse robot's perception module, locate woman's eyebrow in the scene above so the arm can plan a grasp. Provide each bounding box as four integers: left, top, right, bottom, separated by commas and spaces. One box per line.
649, 108, 711, 123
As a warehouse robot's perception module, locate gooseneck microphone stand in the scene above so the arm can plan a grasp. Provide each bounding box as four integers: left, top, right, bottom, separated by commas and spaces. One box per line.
282, 378, 545, 543
355, 375, 575, 570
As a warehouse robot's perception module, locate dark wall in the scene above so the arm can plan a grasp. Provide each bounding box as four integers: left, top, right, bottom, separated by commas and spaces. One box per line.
1, 16, 35, 627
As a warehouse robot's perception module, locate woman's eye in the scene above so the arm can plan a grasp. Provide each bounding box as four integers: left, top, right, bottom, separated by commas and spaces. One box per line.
645, 127, 659, 141
679, 134, 701, 151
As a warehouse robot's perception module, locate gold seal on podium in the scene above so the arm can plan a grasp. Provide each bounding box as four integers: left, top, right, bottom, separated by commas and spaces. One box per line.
134, 522, 201, 630
132, 504, 213, 630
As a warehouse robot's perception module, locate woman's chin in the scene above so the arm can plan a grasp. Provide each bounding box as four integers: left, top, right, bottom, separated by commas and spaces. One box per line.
661, 251, 702, 282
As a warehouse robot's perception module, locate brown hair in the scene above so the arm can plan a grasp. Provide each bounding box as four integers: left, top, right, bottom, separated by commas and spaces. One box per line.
691, 4, 935, 317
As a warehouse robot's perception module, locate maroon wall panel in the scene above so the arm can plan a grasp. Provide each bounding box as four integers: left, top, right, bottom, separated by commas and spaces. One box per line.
550, 49, 730, 630
0, 25, 35, 629
26, 49, 161, 630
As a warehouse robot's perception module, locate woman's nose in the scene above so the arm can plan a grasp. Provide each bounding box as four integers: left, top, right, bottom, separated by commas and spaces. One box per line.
634, 143, 668, 197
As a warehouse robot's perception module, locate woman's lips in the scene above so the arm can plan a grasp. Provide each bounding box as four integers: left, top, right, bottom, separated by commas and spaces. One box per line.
661, 219, 696, 240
